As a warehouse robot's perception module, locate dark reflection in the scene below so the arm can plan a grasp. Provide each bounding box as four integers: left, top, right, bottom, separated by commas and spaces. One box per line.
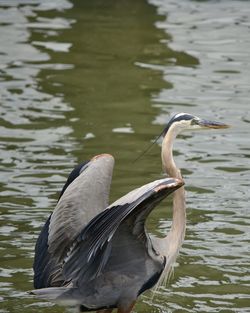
36, 0, 170, 153
33, 0, 183, 202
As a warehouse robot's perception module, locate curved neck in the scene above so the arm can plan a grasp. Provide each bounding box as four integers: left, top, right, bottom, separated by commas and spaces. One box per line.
161, 127, 186, 251
161, 128, 181, 179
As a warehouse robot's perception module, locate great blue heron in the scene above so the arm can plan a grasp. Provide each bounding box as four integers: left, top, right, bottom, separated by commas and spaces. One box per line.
31, 113, 228, 313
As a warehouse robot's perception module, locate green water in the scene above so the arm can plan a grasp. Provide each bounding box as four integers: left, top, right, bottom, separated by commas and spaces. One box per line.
0, 0, 249, 312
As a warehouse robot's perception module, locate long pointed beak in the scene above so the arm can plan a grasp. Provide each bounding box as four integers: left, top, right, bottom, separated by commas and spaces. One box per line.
195, 118, 230, 129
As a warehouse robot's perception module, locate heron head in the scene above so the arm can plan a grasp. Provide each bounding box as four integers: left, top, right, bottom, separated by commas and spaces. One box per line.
162, 112, 230, 137
133, 113, 229, 163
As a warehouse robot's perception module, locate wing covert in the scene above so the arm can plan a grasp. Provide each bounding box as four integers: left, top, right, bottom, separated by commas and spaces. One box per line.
48, 154, 115, 260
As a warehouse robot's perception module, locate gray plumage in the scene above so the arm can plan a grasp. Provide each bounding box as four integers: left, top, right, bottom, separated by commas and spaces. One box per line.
32, 164, 182, 310
32, 113, 229, 313
48, 155, 114, 259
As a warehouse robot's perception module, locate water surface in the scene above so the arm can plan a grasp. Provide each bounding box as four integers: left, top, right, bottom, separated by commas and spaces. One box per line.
0, 0, 249, 312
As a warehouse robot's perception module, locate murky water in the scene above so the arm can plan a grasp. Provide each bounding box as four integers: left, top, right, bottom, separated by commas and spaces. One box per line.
0, 0, 249, 312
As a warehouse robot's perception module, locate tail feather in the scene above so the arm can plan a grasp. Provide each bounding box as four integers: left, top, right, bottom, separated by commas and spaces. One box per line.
30, 287, 78, 306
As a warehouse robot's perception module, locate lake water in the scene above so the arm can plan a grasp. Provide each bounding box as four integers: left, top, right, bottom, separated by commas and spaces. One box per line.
0, 0, 249, 312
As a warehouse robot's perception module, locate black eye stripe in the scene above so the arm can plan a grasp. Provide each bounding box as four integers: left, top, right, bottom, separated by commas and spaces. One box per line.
171, 114, 193, 122
162, 114, 194, 137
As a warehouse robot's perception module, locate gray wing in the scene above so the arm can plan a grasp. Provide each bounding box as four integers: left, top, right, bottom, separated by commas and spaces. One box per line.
33, 154, 114, 288
62, 177, 184, 284
34, 160, 90, 289
48, 154, 115, 260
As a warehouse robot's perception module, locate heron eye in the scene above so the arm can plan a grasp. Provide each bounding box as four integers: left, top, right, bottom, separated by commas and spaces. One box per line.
191, 118, 199, 125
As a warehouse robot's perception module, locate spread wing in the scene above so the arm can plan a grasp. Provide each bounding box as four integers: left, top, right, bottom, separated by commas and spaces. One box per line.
62, 177, 184, 285
48, 154, 114, 258
33, 154, 115, 288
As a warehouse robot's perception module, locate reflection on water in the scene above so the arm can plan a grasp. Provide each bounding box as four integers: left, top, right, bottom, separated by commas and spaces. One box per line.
0, 0, 249, 312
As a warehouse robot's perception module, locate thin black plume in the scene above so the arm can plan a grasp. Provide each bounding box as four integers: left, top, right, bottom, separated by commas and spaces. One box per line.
132, 130, 165, 163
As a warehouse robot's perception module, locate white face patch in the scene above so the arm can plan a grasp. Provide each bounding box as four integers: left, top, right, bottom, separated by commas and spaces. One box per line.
168, 119, 192, 134
167, 116, 205, 136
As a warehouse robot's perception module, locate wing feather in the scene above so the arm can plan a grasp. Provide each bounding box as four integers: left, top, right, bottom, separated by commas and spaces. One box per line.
62, 177, 183, 284
33, 154, 115, 288
48, 154, 115, 260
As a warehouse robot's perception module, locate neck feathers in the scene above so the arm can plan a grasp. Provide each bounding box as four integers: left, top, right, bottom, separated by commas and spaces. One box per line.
157, 126, 186, 284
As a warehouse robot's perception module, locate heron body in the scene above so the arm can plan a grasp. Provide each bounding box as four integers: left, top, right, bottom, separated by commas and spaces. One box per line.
32, 113, 228, 312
